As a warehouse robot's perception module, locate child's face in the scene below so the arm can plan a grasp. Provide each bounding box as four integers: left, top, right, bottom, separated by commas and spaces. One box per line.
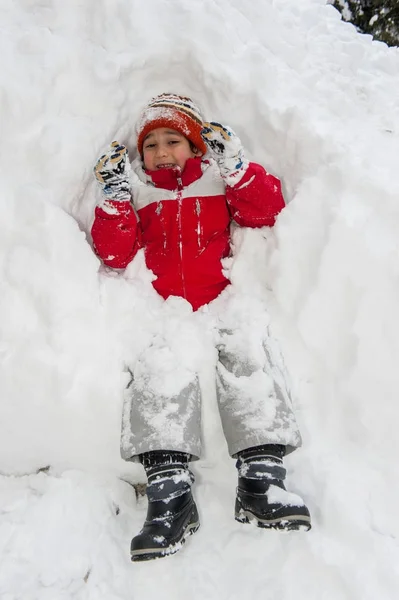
142, 127, 201, 172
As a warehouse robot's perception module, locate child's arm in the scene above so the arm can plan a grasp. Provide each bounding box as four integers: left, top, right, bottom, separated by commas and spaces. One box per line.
91, 142, 141, 268
201, 123, 285, 228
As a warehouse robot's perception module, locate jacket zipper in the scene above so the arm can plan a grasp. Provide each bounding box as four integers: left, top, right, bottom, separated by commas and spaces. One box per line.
176, 175, 187, 300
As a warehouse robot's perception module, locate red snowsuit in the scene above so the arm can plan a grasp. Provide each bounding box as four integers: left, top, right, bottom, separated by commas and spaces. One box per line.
91, 157, 285, 310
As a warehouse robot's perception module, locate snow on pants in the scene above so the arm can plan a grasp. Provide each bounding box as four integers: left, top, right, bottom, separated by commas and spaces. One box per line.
120, 293, 302, 461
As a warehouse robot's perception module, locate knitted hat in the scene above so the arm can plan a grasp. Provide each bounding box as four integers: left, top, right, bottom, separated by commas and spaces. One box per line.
136, 93, 207, 155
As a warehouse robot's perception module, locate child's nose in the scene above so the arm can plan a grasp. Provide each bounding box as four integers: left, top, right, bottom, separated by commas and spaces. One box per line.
156, 144, 168, 157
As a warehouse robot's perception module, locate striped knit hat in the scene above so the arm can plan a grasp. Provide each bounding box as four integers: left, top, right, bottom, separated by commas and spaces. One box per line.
136, 93, 207, 155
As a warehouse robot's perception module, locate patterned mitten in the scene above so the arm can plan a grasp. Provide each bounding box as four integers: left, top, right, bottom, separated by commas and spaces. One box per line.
94, 141, 131, 201
201, 122, 249, 186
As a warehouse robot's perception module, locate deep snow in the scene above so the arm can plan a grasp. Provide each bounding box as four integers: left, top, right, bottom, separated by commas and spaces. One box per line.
1, 0, 399, 598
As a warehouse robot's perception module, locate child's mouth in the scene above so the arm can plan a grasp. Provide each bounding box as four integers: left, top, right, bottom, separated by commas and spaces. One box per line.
156, 163, 175, 169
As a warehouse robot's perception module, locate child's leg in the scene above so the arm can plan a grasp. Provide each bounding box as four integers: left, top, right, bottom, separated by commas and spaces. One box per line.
120, 341, 202, 461
216, 325, 301, 456
130, 450, 199, 562
216, 322, 310, 530
120, 338, 202, 560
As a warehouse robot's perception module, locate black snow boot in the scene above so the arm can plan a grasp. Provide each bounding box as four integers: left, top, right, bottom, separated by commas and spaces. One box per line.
235, 444, 311, 531
130, 451, 200, 562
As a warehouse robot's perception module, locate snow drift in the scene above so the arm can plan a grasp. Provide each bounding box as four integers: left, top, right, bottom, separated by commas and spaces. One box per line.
1, 0, 399, 598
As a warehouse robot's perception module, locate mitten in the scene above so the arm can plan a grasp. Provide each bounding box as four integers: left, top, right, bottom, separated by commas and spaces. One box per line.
201, 122, 249, 186
94, 141, 131, 201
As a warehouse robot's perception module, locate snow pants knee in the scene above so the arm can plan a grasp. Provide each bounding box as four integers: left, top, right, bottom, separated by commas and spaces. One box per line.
215, 326, 301, 456
120, 310, 302, 461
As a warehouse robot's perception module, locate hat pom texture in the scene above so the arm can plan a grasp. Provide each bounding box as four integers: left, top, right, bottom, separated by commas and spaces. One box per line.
136, 94, 207, 156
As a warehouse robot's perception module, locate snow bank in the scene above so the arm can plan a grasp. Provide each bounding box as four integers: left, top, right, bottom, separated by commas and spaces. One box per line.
1, 0, 399, 598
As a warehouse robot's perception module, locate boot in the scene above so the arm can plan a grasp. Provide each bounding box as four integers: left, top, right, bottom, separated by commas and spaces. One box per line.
130, 451, 200, 562
235, 444, 311, 531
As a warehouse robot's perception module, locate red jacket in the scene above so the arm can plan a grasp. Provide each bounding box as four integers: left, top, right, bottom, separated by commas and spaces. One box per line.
91, 157, 285, 310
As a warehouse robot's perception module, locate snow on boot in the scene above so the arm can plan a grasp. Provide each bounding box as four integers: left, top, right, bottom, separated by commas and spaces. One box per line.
235, 444, 311, 531
130, 451, 200, 562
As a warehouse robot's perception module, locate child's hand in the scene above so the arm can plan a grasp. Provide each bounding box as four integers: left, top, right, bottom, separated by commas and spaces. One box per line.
94, 141, 132, 201
201, 122, 249, 185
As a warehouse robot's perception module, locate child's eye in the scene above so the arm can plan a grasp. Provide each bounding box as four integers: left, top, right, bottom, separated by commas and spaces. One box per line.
144, 143, 156, 149
168, 140, 179, 145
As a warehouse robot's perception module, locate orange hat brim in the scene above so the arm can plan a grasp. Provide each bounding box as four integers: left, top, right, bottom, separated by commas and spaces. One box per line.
137, 114, 207, 156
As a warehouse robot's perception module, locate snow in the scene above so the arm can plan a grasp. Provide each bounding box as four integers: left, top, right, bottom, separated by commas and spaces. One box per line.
1, 0, 399, 598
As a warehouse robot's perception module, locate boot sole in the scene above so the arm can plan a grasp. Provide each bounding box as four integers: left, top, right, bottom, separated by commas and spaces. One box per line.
235, 506, 311, 531
131, 520, 200, 562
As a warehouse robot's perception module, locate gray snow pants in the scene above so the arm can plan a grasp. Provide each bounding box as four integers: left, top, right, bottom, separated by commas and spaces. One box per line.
120, 308, 302, 461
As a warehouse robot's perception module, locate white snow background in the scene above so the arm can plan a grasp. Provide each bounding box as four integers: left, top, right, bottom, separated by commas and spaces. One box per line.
1, 0, 399, 598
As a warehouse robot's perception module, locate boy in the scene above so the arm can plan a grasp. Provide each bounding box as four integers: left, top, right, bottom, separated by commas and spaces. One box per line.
92, 93, 311, 562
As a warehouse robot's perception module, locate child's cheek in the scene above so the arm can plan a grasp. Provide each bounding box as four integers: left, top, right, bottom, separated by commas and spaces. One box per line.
143, 152, 151, 170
